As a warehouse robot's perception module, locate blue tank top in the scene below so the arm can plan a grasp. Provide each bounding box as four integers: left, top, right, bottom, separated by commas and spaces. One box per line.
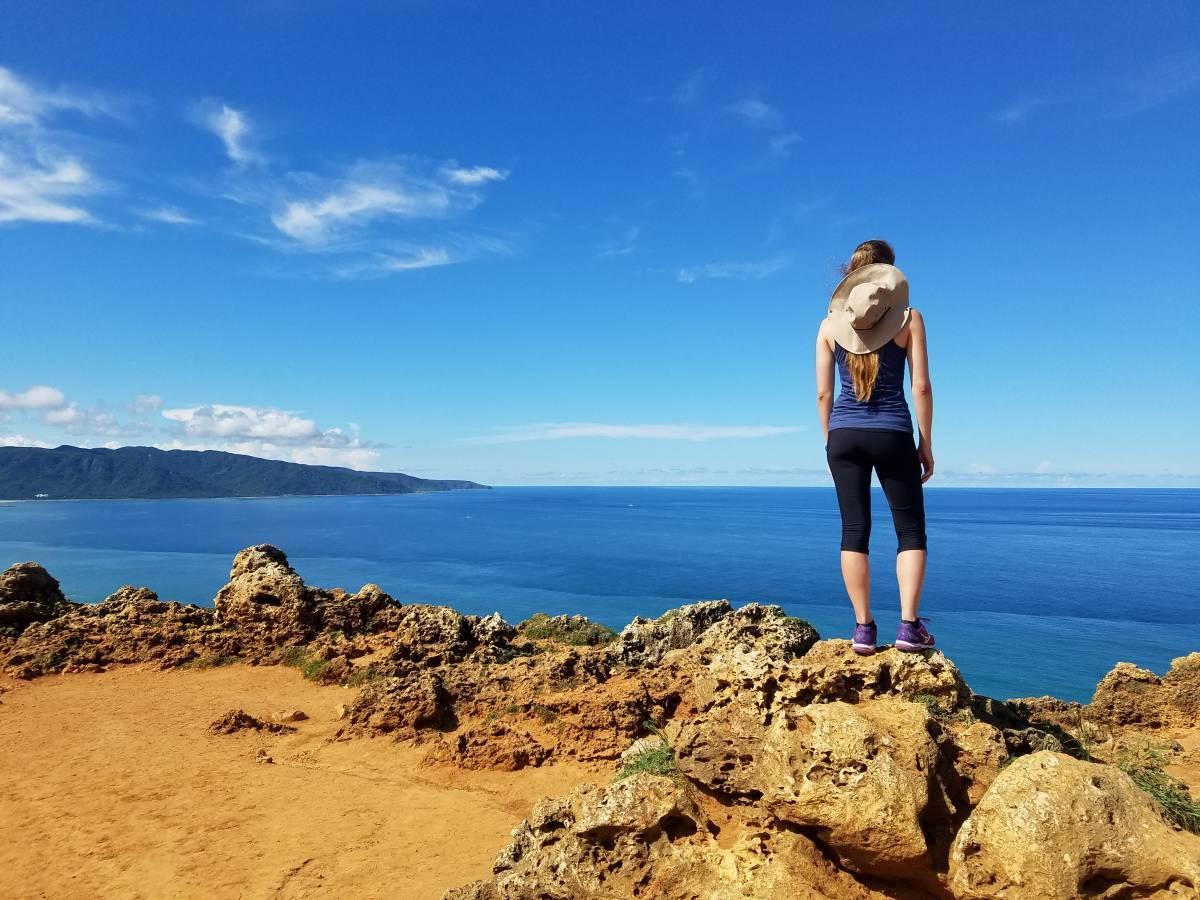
829, 340, 913, 433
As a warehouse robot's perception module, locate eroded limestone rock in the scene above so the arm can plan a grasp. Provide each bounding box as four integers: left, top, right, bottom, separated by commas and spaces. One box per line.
0, 562, 73, 638
949, 751, 1200, 899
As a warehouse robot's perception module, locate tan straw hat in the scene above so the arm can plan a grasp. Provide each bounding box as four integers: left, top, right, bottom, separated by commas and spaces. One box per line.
826, 263, 911, 354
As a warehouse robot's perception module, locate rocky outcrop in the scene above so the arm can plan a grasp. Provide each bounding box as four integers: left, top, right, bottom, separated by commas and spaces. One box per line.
4, 585, 226, 677
1089, 653, 1200, 729
444, 774, 887, 900
5, 550, 1198, 899
212, 545, 325, 650
949, 751, 1200, 898
0, 562, 74, 638
343, 671, 455, 738
608, 599, 731, 667
423, 722, 550, 771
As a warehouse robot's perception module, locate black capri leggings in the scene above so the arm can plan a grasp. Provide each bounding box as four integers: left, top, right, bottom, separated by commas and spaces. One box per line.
826, 428, 927, 554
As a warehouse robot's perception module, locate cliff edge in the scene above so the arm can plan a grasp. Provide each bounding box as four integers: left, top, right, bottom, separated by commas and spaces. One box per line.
1, 548, 1197, 899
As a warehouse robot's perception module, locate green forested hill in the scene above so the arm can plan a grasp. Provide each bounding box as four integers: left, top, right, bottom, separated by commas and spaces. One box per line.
0, 446, 487, 500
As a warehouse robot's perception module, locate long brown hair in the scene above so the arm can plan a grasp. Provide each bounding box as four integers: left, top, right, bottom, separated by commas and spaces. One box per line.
841, 239, 895, 402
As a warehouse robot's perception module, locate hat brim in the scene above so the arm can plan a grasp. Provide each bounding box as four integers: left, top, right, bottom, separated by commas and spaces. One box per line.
826, 262, 911, 354
827, 304, 911, 354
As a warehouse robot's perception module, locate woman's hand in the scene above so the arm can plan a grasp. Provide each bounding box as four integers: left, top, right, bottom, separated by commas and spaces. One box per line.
918, 441, 935, 483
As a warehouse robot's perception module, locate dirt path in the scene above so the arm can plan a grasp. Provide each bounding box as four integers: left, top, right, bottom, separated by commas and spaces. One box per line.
0, 665, 595, 900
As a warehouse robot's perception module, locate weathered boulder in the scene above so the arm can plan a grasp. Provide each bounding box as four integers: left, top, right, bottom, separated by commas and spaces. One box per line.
949, 721, 1010, 805
213, 545, 322, 647
424, 722, 549, 771
319, 583, 398, 635
0, 562, 73, 638
782, 640, 969, 707
608, 599, 732, 667
1089, 653, 1200, 731
949, 751, 1200, 898
674, 698, 954, 883
445, 774, 891, 899
388, 604, 513, 666
689, 602, 819, 663
343, 671, 454, 738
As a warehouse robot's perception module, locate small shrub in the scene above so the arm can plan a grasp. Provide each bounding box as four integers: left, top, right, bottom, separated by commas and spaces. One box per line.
1118, 745, 1200, 834
533, 704, 558, 724
520, 613, 616, 646
505, 703, 520, 715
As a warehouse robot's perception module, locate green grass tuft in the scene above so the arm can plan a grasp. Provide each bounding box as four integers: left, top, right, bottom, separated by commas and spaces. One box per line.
616, 743, 677, 781
520, 613, 616, 646
280, 646, 330, 681
1118, 745, 1200, 833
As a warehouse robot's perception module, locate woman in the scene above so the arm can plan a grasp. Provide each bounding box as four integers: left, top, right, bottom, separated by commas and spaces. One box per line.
815, 239, 935, 656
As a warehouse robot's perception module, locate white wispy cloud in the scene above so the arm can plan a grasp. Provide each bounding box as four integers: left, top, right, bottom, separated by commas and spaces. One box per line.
329, 246, 454, 279
995, 96, 1068, 125
464, 423, 803, 444
0, 66, 117, 226
674, 69, 709, 106
268, 159, 500, 249
768, 133, 801, 156
1112, 55, 1200, 117
727, 98, 781, 128
598, 224, 640, 258
442, 165, 508, 186
677, 255, 790, 284
44, 404, 149, 437
162, 404, 325, 441
0, 433, 52, 448
0, 384, 66, 409
128, 394, 163, 414
196, 101, 261, 168
136, 206, 200, 226
160, 403, 380, 469
273, 180, 451, 244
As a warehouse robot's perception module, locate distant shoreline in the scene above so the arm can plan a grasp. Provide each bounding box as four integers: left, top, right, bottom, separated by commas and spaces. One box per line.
0, 488, 487, 504
1, 484, 1198, 503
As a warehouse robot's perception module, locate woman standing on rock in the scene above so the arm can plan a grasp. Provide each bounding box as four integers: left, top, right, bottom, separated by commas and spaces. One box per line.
815, 239, 935, 656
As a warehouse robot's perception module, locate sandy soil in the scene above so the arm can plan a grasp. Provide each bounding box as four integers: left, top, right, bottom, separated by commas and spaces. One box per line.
0, 665, 596, 900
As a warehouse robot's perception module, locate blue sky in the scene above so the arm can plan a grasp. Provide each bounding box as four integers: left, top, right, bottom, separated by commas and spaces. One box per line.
1, 2, 1198, 486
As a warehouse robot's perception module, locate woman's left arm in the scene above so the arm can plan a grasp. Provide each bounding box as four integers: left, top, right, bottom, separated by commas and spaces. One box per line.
815, 322, 835, 444
906, 310, 935, 483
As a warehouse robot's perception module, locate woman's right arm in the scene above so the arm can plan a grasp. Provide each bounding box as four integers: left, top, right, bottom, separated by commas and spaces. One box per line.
906, 310, 935, 482
815, 322, 834, 444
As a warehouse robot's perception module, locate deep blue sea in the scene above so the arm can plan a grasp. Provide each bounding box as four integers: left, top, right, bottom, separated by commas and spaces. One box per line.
2, 487, 1197, 702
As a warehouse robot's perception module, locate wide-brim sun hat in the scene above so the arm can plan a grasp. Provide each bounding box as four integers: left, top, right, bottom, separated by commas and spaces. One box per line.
826, 263, 911, 354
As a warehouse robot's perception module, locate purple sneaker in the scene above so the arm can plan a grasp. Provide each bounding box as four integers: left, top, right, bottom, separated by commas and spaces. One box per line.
851, 621, 877, 656
896, 618, 935, 652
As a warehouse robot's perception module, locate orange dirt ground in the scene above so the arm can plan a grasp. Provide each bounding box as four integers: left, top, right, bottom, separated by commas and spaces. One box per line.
0, 665, 596, 900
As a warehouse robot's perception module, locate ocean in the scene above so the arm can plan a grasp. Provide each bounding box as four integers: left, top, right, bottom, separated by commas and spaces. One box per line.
1, 487, 1197, 702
